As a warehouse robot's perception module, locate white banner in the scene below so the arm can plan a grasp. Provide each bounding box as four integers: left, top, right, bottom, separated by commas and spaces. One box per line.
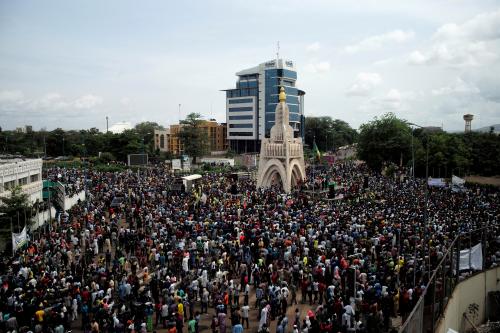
452, 175, 465, 186
12, 226, 28, 252
428, 178, 446, 187
459, 243, 483, 271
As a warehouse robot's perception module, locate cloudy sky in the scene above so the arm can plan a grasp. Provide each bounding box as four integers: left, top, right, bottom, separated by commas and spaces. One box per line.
1, 0, 499, 132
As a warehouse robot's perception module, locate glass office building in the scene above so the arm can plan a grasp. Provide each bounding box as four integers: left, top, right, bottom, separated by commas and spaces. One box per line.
223, 59, 305, 153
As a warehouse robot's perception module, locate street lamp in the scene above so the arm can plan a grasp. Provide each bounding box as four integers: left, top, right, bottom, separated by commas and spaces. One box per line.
142, 132, 152, 166
409, 122, 431, 280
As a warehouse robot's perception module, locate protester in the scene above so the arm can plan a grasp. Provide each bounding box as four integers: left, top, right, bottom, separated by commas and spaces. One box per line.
0, 162, 498, 333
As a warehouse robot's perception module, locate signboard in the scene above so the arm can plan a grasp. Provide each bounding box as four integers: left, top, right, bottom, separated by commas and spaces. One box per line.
242, 154, 258, 168
200, 158, 235, 166
128, 154, 148, 166
172, 159, 182, 170
172, 158, 191, 171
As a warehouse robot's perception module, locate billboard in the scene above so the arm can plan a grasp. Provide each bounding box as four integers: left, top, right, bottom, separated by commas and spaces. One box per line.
128, 154, 148, 166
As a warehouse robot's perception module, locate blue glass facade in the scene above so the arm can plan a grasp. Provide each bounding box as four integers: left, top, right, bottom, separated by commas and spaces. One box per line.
228, 98, 254, 104
264, 68, 301, 137
224, 60, 305, 153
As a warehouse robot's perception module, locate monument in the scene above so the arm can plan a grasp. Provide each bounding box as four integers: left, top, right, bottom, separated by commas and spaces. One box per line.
256, 87, 306, 192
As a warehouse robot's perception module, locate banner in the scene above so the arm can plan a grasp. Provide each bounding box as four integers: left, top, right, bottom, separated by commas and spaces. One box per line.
428, 178, 446, 187
459, 243, 483, 271
452, 175, 465, 186
452, 175, 466, 192
12, 226, 28, 252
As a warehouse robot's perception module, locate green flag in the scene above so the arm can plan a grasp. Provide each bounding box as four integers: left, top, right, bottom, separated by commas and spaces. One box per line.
313, 141, 321, 161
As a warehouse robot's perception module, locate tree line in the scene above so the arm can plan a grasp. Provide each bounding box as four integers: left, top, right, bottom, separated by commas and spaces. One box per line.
1, 113, 498, 177
356, 113, 500, 177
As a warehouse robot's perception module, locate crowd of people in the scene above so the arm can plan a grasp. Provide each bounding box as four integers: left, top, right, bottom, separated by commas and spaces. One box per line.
0, 161, 498, 333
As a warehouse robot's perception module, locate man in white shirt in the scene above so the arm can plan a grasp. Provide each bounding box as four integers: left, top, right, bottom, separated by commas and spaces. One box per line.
241, 304, 249, 328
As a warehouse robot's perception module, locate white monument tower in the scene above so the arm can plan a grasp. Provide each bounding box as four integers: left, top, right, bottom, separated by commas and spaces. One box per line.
256, 87, 306, 192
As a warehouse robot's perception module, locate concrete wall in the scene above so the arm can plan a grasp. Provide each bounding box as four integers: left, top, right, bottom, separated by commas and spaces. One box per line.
31, 191, 86, 230
436, 266, 500, 333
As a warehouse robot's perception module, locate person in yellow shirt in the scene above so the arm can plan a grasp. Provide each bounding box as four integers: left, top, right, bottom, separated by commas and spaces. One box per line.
35, 307, 44, 323
177, 300, 184, 317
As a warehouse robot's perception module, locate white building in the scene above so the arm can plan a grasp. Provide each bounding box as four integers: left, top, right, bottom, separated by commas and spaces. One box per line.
154, 128, 170, 153
0, 158, 43, 204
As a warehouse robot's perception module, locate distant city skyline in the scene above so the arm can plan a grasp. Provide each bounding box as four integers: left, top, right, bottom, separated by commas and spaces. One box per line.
1, 0, 499, 132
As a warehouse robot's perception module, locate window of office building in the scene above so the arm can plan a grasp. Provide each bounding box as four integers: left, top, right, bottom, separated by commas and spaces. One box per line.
229, 124, 253, 128
228, 107, 253, 112
30, 174, 39, 183
229, 115, 253, 120
228, 98, 253, 104
229, 132, 253, 136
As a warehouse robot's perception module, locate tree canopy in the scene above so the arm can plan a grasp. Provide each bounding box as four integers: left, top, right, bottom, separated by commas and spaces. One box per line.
356, 113, 500, 177
357, 113, 412, 171
304, 116, 358, 152
0, 186, 32, 230
178, 113, 208, 163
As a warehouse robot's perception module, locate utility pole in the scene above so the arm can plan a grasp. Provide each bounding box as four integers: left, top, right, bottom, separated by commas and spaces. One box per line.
106, 116, 109, 133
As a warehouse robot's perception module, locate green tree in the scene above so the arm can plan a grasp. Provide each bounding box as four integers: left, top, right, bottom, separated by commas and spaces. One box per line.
135, 122, 164, 154
305, 116, 357, 152
0, 186, 33, 230
179, 113, 208, 164
357, 113, 412, 171
468, 132, 500, 176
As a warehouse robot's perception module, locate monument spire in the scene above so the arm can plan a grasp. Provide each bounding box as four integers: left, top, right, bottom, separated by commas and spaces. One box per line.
279, 86, 286, 102
256, 84, 305, 193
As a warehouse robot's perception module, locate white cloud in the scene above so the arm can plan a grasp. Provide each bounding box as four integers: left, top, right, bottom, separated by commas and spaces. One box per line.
408, 9, 500, 66
344, 30, 415, 53
74, 94, 103, 109
304, 61, 331, 73
0, 90, 103, 116
432, 77, 480, 96
306, 42, 321, 52
361, 89, 419, 112
0, 90, 24, 103
120, 97, 131, 105
346, 72, 382, 96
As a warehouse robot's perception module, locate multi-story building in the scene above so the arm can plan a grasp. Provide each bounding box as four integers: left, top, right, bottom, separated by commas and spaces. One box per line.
15, 125, 33, 134
165, 120, 227, 156
154, 129, 170, 153
223, 58, 305, 153
0, 158, 43, 204
201, 119, 228, 153
168, 124, 184, 156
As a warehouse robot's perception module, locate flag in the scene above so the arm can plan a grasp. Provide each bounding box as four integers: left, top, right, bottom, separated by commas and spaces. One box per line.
12, 226, 28, 253
312, 141, 321, 162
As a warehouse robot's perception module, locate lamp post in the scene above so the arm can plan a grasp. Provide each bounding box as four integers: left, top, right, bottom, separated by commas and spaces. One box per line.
409, 122, 431, 280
